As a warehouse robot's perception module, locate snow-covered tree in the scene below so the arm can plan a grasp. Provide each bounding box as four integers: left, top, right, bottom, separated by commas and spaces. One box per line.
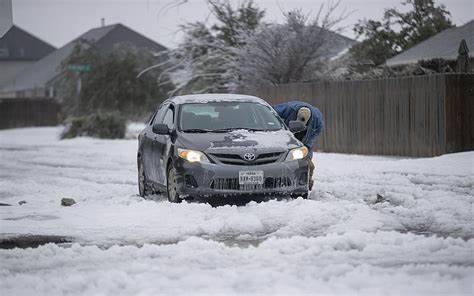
158, 0, 264, 95
161, 22, 231, 94
234, 4, 350, 91
159, 0, 349, 94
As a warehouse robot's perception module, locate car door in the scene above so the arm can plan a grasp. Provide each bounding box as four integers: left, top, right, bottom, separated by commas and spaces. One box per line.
144, 103, 169, 183
153, 104, 176, 186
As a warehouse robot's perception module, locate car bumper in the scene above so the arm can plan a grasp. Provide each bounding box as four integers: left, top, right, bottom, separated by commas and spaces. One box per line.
174, 158, 309, 199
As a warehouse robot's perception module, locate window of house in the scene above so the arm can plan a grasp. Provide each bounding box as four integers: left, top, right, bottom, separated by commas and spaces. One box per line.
0, 48, 9, 57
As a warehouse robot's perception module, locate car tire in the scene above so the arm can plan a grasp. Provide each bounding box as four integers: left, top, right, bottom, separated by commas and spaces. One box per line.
167, 164, 182, 203
138, 156, 149, 198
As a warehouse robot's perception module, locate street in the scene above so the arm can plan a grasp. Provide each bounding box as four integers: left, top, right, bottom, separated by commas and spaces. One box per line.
0, 127, 472, 295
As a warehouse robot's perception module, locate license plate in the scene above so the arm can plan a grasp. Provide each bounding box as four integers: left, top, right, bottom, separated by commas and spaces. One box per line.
239, 171, 264, 185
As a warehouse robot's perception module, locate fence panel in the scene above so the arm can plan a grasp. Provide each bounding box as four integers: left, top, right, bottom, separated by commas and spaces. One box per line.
444, 74, 474, 153
253, 74, 473, 157
0, 98, 60, 129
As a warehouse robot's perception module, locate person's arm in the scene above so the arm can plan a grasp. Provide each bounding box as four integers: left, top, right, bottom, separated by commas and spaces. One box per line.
304, 125, 322, 151
303, 109, 324, 153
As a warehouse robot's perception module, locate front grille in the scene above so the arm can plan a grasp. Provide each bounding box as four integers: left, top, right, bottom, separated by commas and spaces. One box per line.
264, 177, 292, 188
210, 177, 292, 191
211, 178, 240, 190
210, 152, 283, 165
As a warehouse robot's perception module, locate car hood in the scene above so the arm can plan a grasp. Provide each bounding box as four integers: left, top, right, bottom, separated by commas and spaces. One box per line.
176, 129, 301, 153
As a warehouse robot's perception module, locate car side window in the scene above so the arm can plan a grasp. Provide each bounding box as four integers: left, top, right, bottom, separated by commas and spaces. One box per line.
162, 106, 175, 128
152, 104, 169, 126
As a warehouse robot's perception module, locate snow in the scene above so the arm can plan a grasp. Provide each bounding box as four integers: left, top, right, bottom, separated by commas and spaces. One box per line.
0, 127, 473, 295
1, 233, 472, 295
171, 93, 270, 105
330, 47, 350, 61
125, 122, 146, 139
209, 129, 299, 150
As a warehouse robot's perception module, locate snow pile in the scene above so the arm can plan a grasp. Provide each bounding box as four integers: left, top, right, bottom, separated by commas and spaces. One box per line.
0, 127, 473, 295
313, 152, 474, 239
1, 233, 472, 295
0, 197, 389, 246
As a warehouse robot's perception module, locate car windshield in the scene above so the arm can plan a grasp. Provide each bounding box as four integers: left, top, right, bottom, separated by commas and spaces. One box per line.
179, 101, 283, 132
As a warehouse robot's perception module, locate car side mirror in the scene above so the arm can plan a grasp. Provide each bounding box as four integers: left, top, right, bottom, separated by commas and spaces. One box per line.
152, 123, 170, 135
288, 120, 306, 133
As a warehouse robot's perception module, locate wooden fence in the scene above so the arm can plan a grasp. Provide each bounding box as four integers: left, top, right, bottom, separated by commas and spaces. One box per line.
253, 74, 473, 157
0, 98, 60, 129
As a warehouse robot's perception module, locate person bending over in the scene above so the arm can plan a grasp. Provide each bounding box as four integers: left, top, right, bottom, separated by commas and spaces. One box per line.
273, 100, 324, 190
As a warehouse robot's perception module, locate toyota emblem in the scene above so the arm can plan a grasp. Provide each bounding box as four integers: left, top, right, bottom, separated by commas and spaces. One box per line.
243, 153, 256, 161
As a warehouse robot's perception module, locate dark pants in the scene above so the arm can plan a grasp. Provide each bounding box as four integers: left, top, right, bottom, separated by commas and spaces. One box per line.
308, 158, 315, 191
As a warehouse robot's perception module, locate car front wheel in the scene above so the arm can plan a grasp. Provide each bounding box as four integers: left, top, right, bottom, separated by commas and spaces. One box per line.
167, 164, 182, 203
138, 157, 149, 198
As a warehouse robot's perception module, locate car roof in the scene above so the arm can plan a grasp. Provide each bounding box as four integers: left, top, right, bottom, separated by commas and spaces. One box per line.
168, 93, 270, 106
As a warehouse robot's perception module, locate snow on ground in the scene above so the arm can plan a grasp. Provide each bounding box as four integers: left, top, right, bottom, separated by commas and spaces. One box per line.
125, 122, 146, 139
0, 126, 473, 295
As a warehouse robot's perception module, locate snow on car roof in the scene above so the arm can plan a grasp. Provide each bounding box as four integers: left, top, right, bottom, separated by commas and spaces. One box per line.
170, 93, 270, 105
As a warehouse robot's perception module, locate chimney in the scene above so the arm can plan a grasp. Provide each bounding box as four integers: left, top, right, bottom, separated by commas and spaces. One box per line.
0, 0, 13, 37
456, 39, 470, 73
101, 18, 105, 27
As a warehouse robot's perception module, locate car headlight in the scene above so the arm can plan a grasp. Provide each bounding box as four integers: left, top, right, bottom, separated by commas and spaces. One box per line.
177, 148, 210, 163
285, 146, 308, 161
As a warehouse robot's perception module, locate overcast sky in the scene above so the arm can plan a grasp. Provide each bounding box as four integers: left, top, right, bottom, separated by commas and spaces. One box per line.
11, 0, 474, 49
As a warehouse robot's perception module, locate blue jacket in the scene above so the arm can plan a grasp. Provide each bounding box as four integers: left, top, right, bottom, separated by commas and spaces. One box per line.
273, 100, 324, 158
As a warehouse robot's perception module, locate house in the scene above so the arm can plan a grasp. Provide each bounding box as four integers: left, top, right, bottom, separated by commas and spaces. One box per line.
0, 25, 56, 87
386, 20, 474, 69
0, 23, 167, 97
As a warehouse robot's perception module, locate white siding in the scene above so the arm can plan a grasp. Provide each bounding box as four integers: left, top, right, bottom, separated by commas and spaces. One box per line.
0, 61, 34, 86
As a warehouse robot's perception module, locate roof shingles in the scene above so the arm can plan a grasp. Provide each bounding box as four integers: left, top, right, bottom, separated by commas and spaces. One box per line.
386, 20, 474, 66
1, 23, 166, 92
0, 25, 56, 61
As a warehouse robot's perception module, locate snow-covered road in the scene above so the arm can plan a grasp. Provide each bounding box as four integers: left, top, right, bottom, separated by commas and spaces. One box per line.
0, 127, 473, 295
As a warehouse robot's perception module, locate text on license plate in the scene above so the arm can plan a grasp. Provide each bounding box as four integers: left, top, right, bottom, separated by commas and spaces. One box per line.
239, 171, 264, 185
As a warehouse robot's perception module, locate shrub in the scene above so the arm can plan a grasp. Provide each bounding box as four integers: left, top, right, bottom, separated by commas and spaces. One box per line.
58, 42, 170, 119
61, 112, 126, 139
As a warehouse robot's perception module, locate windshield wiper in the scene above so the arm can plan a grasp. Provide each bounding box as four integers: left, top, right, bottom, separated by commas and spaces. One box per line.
182, 128, 213, 133
210, 128, 239, 132
211, 127, 266, 132
183, 127, 269, 133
